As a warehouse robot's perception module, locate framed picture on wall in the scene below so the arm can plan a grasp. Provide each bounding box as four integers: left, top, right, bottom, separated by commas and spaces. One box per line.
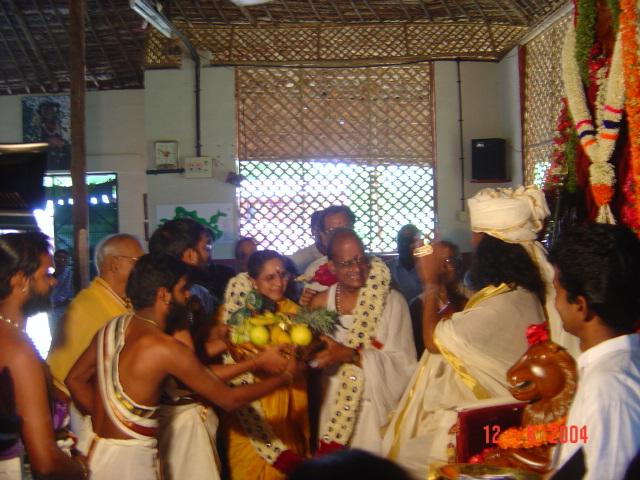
22, 95, 71, 171
154, 141, 178, 169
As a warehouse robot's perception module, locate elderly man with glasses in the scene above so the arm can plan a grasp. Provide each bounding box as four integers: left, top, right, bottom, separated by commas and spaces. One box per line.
308, 228, 416, 456
47, 233, 144, 447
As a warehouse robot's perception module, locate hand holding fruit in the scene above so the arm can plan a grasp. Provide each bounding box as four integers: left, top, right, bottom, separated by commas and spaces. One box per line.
254, 344, 292, 374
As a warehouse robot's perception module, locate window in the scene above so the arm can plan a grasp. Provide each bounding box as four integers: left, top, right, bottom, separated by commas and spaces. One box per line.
236, 65, 436, 254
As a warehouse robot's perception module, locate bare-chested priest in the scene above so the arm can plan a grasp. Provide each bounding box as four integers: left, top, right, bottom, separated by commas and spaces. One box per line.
66, 254, 301, 480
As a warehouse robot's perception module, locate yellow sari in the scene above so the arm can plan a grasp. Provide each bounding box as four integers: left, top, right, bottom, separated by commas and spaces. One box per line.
225, 298, 309, 480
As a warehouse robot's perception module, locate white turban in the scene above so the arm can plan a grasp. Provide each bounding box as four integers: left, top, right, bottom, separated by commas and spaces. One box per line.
467, 185, 580, 358
468, 185, 550, 243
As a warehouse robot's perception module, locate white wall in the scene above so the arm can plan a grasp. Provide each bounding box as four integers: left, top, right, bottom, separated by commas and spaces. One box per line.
0, 90, 147, 239
144, 61, 237, 258
1, 52, 522, 256
434, 52, 522, 252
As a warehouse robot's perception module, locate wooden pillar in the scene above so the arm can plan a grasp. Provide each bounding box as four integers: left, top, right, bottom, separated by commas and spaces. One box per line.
69, 0, 89, 290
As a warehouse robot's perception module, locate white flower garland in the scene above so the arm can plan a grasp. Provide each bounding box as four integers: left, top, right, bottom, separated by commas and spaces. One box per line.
318, 256, 391, 447
561, 23, 625, 224
222, 273, 289, 465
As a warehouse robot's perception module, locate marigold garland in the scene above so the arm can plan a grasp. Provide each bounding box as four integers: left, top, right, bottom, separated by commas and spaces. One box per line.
620, 0, 640, 233
496, 417, 567, 450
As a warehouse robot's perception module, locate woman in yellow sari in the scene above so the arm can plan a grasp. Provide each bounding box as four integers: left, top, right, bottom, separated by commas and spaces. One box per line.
221, 250, 309, 479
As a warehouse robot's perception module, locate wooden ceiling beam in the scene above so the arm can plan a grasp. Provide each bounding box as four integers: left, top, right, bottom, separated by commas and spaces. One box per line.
438, 0, 453, 18
308, 0, 322, 22
348, 0, 364, 21
396, 0, 412, 21
416, 0, 433, 21
84, 8, 122, 85
0, 14, 29, 93
212, 0, 228, 24
170, 0, 192, 27
363, 0, 381, 22
99, 0, 143, 85
281, 0, 297, 22
503, 0, 532, 23
193, 0, 214, 26
449, 0, 468, 18
469, 0, 488, 22
0, 64, 14, 94
328, 0, 345, 22
45, 0, 99, 88
0, 1, 47, 92
490, 0, 521, 24
238, 6, 257, 26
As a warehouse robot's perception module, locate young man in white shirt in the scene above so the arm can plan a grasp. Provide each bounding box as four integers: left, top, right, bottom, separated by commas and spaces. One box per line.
548, 223, 640, 480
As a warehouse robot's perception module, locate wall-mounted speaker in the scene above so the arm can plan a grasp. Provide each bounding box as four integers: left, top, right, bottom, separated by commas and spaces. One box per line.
471, 138, 508, 182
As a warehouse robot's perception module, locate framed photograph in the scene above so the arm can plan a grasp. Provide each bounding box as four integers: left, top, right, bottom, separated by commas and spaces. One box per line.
155, 141, 178, 168
22, 95, 71, 171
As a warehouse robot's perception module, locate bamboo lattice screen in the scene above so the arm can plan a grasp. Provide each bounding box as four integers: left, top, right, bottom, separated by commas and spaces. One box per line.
235, 64, 436, 254
523, 13, 572, 186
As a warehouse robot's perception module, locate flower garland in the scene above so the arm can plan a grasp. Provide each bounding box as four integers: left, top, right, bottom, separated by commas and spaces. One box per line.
545, 98, 578, 193
221, 273, 293, 469
317, 256, 390, 452
562, 21, 625, 224
621, 0, 640, 233
575, 0, 597, 85
496, 417, 567, 450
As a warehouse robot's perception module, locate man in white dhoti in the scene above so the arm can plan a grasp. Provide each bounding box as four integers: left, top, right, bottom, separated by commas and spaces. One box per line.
382, 186, 560, 479
66, 255, 302, 480
309, 229, 417, 455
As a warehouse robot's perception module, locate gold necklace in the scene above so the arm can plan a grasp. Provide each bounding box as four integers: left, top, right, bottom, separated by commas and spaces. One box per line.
0, 314, 21, 329
335, 283, 342, 315
134, 313, 160, 329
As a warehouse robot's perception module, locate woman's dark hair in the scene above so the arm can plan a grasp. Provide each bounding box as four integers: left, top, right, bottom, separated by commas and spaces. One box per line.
234, 236, 257, 260
0, 232, 50, 300
247, 250, 284, 279
126, 254, 190, 310
326, 228, 365, 261
549, 223, 640, 332
288, 449, 411, 480
149, 218, 210, 259
468, 234, 545, 304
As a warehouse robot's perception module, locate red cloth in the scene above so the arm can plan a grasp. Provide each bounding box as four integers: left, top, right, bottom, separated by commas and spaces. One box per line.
273, 450, 306, 473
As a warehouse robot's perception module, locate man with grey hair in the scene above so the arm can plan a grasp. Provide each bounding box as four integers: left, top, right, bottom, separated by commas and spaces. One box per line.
47, 233, 144, 445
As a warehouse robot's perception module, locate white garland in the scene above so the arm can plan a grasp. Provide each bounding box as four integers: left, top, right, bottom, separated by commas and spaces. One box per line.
561, 23, 625, 224
318, 256, 391, 447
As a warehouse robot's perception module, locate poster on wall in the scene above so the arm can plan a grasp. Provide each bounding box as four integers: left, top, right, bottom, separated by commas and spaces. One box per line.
156, 203, 234, 244
22, 95, 71, 171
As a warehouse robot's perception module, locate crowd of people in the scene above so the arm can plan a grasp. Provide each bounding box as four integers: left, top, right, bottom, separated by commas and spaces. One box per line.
0, 185, 639, 480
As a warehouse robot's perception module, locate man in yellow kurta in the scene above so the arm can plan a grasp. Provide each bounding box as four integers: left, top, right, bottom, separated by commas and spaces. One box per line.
47, 233, 144, 442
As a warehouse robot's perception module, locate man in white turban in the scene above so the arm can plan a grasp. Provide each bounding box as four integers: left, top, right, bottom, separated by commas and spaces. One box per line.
381, 185, 576, 480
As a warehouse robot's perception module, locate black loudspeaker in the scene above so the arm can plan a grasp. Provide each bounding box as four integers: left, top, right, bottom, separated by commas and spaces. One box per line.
471, 138, 508, 182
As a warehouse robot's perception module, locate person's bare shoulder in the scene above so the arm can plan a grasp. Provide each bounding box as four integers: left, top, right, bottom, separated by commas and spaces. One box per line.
309, 289, 329, 309
0, 332, 45, 380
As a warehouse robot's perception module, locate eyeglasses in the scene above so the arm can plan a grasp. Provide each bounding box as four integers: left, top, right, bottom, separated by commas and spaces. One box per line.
260, 271, 291, 283
114, 255, 139, 263
334, 255, 370, 269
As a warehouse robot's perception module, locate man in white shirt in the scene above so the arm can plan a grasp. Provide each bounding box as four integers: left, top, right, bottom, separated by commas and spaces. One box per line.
548, 223, 640, 480
290, 210, 324, 273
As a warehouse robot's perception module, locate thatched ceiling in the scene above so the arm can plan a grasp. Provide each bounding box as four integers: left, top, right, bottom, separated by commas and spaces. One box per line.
0, 0, 568, 96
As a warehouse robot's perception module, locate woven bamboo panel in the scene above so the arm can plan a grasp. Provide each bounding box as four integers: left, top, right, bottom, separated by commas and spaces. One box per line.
144, 22, 529, 68
237, 65, 433, 164
523, 13, 571, 185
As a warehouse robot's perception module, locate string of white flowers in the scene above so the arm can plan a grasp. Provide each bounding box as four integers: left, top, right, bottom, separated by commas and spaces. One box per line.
561, 23, 624, 224
318, 256, 390, 447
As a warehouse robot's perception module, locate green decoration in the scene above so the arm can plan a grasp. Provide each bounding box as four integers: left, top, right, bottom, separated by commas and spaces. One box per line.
159, 206, 227, 240
575, 0, 597, 86
606, 0, 620, 33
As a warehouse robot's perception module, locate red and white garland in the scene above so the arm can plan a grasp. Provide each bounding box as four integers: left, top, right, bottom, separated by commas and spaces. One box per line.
561, 22, 625, 224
